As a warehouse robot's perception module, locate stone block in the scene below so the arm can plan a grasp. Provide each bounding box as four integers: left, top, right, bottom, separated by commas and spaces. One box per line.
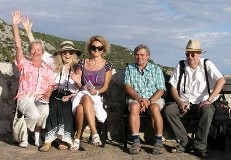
0, 120, 11, 134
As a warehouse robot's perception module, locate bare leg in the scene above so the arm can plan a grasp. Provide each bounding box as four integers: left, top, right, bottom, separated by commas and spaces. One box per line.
75, 104, 87, 139
81, 95, 97, 135
129, 102, 140, 135
149, 104, 163, 135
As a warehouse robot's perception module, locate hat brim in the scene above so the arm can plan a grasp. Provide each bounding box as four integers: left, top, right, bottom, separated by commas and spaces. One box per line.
180, 48, 206, 53
54, 49, 82, 56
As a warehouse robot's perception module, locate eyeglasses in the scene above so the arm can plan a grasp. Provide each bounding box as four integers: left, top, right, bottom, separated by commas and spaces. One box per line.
185, 52, 200, 58
90, 45, 104, 52
62, 50, 74, 56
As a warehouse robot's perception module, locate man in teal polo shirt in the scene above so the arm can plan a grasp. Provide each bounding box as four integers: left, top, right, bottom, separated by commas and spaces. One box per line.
124, 44, 166, 155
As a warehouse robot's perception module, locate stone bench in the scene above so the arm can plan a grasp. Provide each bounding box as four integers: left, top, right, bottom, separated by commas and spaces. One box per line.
0, 62, 231, 145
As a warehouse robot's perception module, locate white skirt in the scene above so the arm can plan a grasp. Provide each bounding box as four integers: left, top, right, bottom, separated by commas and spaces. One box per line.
72, 90, 107, 123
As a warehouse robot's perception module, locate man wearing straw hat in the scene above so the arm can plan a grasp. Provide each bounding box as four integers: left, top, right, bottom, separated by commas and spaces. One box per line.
164, 39, 226, 158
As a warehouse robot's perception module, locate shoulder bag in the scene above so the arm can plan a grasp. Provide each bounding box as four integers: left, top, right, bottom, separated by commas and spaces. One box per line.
12, 109, 27, 143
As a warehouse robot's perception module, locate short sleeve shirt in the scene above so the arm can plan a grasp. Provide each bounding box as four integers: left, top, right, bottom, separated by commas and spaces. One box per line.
124, 62, 166, 99
15, 58, 55, 99
169, 58, 224, 104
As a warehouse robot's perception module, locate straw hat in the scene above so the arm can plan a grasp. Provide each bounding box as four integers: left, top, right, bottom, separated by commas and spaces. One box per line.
182, 39, 205, 53
54, 41, 81, 56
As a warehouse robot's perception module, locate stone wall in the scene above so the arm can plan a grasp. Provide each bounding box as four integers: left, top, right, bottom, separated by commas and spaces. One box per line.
0, 62, 231, 142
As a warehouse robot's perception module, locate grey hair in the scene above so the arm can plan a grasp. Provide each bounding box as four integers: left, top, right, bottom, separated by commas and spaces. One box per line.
133, 44, 150, 56
28, 39, 45, 53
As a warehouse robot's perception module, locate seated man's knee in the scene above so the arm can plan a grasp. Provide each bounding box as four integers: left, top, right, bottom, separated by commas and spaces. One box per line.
149, 104, 161, 112
164, 104, 178, 117
201, 104, 215, 116
129, 102, 140, 115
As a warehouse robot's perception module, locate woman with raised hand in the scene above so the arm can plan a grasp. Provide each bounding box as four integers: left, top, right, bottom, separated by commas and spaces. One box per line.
12, 10, 54, 148
70, 35, 112, 150
21, 16, 53, 66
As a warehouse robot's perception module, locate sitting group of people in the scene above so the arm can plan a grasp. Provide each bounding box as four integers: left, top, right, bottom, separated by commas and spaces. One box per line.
12, 10, 112, 151
12, 9, 226, 159
124, 41, 225, 159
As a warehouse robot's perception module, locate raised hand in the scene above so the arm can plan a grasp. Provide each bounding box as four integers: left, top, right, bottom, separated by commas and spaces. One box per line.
22, 16, 33, 32
12, 10, 22, 26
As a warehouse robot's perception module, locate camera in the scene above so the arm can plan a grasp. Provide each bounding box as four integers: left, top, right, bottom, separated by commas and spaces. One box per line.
55, 88, 68, 96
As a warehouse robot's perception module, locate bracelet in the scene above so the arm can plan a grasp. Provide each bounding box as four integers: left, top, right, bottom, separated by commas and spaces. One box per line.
96, 90, 99, 95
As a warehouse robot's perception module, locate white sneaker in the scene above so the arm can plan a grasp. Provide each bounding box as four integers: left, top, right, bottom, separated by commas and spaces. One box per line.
19, 141, 28, 148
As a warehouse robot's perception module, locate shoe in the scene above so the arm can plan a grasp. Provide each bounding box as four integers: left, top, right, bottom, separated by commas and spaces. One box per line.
19, 141, 28, 148
58, 142, 69, 150
129, 143, 141, 155
193, 147, 210, 159
69, 139, 80, 151
172, 141, 193, 153
91, 134, 102, 146
39, 143, 51, 152
171, 144, 186, 153
152, 143, 164, 155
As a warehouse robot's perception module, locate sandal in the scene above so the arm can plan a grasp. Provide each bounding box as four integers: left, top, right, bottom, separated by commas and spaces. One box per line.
171, 144, 188, 153
129, 143, 141, 155
39, 143, 51, 152
91, 134, 102, 146
58, 142, 69, 150
69, 139, 80, 151
152, 143, 164, 155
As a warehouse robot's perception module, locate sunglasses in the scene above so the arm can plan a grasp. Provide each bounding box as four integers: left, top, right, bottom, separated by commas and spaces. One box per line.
61, 50, 74, 56
90, 45, 104, 52
185, 52, 200, 58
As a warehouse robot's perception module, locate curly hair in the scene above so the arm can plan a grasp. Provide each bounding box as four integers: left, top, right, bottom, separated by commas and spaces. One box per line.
85, 35, 110, 57
53, 53, 79, 73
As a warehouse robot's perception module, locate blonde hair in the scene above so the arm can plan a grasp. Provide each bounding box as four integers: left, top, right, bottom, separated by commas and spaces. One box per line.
85, 35, 110, 57
53, 53, 79, 73
28, 39, 45, 53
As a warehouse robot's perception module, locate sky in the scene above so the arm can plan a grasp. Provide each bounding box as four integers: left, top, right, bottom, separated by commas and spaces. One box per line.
1, 0, 231, 74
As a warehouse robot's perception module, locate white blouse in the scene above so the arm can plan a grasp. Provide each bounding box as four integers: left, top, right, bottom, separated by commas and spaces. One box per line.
54, 66, 78, 94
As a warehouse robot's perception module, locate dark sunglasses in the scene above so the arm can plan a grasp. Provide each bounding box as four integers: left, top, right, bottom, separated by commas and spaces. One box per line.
185, 52, 200, 58
90, 45, 104, 52
61, 50, 74, 55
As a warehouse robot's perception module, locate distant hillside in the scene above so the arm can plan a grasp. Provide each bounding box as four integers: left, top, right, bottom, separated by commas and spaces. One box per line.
0, 18, 173, 72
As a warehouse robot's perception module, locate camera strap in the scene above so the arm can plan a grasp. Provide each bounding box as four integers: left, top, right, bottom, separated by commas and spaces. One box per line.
57, 67, 72, 90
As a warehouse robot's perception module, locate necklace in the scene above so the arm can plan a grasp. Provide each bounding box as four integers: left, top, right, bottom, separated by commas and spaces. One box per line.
89, 59, 104, 65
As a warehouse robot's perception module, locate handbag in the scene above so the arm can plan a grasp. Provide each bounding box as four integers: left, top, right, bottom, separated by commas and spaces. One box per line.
212, 93, 230, 123
12, 109, 27, 143
204, 59, 230, 123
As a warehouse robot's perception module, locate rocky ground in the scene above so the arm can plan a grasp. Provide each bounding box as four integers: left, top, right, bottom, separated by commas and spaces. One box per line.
0, 134, 230, 160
